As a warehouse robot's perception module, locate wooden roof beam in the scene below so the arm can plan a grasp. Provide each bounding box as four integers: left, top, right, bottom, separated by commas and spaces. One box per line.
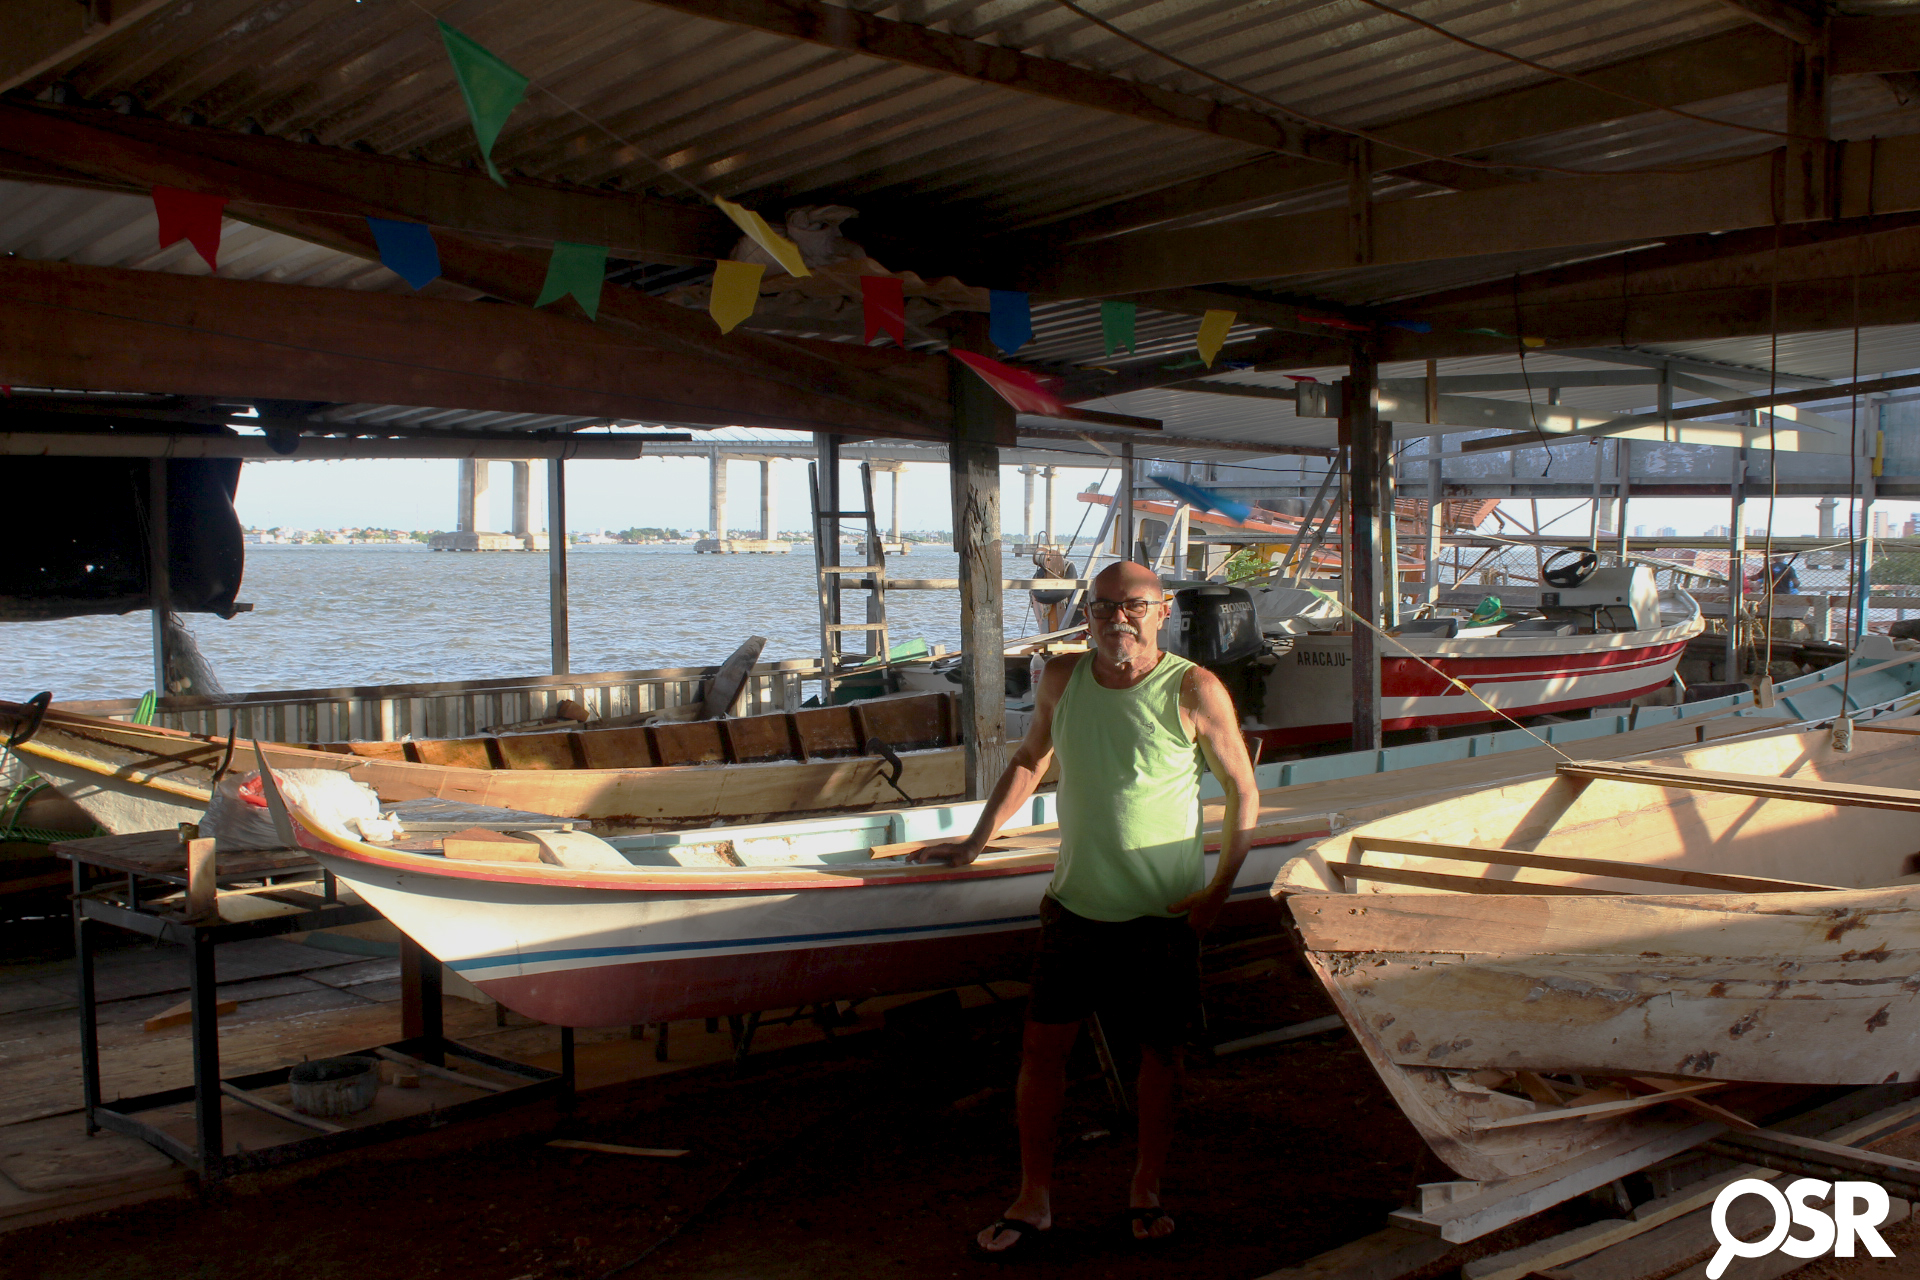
0, 0, 180, 95
0, 102, 732, 265
0, 257, 947, 441
639, 0, 1347, 167
1025, 131, 1920, 297
988, 15, 1920, 255
0, 103, 949, 437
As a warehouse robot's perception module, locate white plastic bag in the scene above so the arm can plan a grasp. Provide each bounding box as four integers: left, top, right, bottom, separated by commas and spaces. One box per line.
204, 768, 386, 852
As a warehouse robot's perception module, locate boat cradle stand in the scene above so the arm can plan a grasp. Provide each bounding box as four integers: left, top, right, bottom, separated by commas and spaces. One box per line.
53, 829, 573, 1183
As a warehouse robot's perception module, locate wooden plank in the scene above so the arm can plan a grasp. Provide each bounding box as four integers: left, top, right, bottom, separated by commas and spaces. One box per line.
546, 1139, 689, 1159
1467, 1083, 1724, 1131
217, 1081, 343, 1134
1349, 835, 1844, 894
143, 998, 237, 1033
1325, 861, 1625, 896
1558, 760, 1920, 812
373, 1046, 513, 1093
949, 316, 1011, 800
1388, 1121, 1728, 1241
1856, 722, 1920, 736
441, 829, 544, 864
867, 814, 1333, 860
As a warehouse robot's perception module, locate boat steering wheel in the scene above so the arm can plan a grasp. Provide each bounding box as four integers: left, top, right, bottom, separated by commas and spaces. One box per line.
1542, 548, 1600, 588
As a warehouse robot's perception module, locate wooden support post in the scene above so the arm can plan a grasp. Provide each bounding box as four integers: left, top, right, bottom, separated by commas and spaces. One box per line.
399, 932, 444, 1065
547, 458, 569, 675
1119, 440, 1136, 562
1345, 336, 1386, 752
948, 314, 1010, 799
146, 457, 169, 694
1786, 16, 1833, 223
818, 433, 843, 641
1347, 139, 1373, 266
184, 832, 217, 923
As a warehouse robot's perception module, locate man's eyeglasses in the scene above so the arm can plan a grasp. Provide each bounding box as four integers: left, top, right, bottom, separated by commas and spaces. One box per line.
1088, 598, 1159, 619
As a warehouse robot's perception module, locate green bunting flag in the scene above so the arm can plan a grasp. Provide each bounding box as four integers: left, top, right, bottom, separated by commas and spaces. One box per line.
1100, 300, 1136, 357
536, 241, 608, 320
439, 21, 528, 188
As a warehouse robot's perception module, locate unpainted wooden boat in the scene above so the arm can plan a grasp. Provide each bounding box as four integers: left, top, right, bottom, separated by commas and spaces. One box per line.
1273, 709, 1920, 1185
2, 692, 966, 835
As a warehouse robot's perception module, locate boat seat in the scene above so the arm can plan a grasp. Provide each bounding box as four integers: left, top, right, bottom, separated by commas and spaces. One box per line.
527, 830, 635, 870
1497, 619, 1577, 637
1394, 618, 1459, 638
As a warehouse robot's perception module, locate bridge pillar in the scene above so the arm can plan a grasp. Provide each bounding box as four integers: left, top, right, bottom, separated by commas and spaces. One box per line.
457, 458, 491, 532
758, 459, 775, 540
510, 461, 532, 536
709, 449, 729, 539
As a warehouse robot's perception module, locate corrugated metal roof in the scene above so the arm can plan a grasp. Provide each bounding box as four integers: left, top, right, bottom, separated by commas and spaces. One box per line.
34, 0, 1743, 233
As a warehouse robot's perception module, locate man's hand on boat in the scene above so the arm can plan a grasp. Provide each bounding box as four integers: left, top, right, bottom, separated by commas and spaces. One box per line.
1168, 880, 1232, 935
906, 839, 983, 866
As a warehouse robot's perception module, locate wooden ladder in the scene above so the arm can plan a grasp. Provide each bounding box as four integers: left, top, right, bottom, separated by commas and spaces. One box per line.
808, 460, 891, 702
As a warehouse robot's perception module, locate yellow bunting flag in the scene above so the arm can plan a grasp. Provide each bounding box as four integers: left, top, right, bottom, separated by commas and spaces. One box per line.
1196, 309, 1235, 368
715, 198, 809, 278
1522, 336, 1546, 349
708, 260, 766, 334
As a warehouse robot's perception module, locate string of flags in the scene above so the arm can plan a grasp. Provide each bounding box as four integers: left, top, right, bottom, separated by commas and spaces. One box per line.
145, 16, 1562, 424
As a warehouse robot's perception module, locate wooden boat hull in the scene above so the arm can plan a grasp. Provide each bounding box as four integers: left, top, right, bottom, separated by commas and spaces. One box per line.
9, 704, 969, 834
1274, 715, 1920, 1183
299, 822, 1306, 1028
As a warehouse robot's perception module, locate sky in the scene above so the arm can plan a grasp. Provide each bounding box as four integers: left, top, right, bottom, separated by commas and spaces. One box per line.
228, 455, 1913, 540
232, 456, 1120, 537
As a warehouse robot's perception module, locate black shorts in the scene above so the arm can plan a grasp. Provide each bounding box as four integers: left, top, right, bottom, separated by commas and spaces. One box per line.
1027, 895, 1201, 1049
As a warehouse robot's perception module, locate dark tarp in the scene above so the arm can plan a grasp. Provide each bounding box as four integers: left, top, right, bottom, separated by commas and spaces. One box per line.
1, 424, 244, 622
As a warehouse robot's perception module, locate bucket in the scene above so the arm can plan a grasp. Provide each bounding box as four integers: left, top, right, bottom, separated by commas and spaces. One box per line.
288, 1055, 380, 1117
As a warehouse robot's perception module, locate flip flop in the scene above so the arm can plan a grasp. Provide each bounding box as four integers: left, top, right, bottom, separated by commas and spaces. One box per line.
1129, 1206, 1175, 1244
974, 1217, 1049, 1260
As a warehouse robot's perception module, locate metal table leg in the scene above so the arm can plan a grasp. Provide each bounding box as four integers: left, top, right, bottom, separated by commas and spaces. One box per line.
72, 863, 100, 1135
190, 927, 223, 1173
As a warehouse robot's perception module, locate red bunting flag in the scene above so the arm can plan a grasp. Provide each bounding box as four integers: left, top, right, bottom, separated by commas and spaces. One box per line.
950, 350, 1065, 417
861, 275, 906, 346
152, 186, 229, 271
1298, 313, 1368, 332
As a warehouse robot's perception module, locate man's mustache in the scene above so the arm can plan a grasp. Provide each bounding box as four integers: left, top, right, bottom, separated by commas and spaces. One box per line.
1104, 622, 1142, 638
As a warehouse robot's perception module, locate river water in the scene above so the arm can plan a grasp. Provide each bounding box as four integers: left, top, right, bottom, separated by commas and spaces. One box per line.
0, 543, 1072, 703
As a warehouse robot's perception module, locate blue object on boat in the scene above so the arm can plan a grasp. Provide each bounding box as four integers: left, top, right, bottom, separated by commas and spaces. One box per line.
1153, 476, 1253, 522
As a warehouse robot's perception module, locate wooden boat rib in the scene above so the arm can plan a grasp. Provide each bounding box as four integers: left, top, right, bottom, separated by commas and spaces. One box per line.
1273, 712, 1920, 1184
2, 693, 968, 835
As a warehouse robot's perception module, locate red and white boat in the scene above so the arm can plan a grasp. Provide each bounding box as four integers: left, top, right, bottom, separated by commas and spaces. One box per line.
1239, 565, 1703, 751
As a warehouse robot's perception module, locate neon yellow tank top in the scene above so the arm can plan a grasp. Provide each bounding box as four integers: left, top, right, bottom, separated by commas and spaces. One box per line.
1047, 651, 1205, 922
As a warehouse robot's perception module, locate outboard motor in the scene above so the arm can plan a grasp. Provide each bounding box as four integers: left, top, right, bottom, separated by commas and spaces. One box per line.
1164, 585, 1264, 664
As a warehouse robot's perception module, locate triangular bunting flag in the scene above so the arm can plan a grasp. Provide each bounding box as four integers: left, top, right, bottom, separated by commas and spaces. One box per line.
708, 259, 765, 334
535, 241, 608, 320
951, 350, 1065, 418
438, 21, 528, 188
152, 186, 228, 271
861, 275, 906, 346
365, 217, 441, 290
989, 290, 1032, 354
1195, 309, 1234, 368
1388, 319, 1432, 333
1299, 313, 1368, 332
715, 198, 810, 278
1099, 300, 1135, 357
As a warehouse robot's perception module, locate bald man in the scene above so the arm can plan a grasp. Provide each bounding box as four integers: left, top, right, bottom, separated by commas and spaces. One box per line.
911, 560, 1258, 1254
